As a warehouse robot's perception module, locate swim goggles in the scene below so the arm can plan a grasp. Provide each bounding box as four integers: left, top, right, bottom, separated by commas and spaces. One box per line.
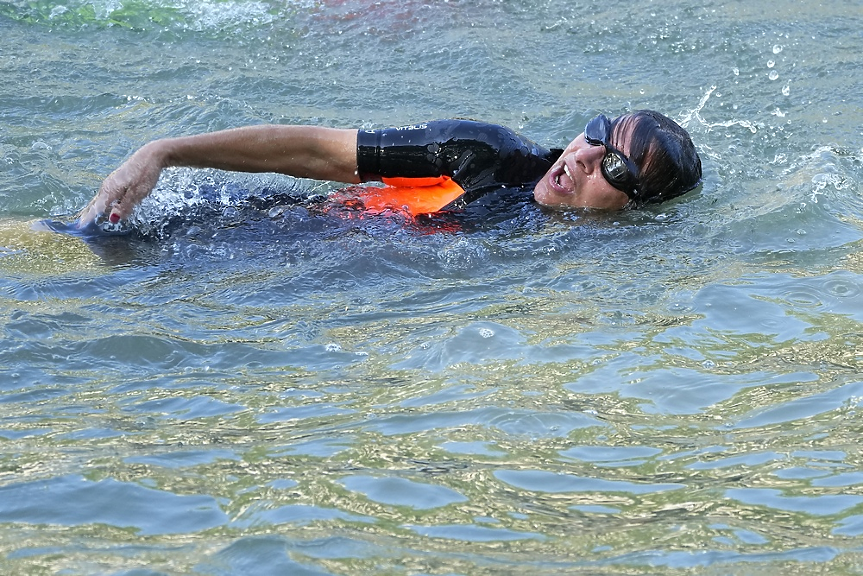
584, 114, 640, 200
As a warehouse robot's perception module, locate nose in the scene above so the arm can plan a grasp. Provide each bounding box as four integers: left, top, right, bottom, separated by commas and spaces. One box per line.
572, 141, 606, 174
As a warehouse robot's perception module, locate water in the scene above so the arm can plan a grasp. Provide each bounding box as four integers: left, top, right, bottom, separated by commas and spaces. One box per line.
2, 0, 863, 573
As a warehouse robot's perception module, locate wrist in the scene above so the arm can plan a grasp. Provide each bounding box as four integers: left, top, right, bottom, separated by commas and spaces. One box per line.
139, 139, 173, 170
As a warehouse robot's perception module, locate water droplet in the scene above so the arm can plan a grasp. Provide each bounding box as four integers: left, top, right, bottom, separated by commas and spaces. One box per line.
773, 44, 783, 54
782, 84, 790, 96
768, 71, 779, 81
478, 328, 494, 339
732, 67, 739, 76
767, 60, 775, 68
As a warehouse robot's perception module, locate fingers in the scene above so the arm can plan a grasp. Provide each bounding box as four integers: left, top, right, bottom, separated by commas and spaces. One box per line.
76, 144, 165, 228
108, 174, 157, 221
107, 189, 134, 223
80, 165, 141, 222
76, 193, 111, 229
75, 175, 132, 229
75, 194, 107, 228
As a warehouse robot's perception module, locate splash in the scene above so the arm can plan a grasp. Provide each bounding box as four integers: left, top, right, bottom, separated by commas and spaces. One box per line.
127, 169, 264, 237
1, 0, 292, 34
679, 85, 759, 134
789, 146, 854, 204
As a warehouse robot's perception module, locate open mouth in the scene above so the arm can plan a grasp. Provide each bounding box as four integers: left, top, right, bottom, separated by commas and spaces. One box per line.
550, 162, 575, 194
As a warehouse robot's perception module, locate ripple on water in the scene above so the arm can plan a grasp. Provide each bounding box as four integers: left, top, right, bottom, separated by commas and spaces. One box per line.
0, 475, 227, 535
231, 503, 374, 530
3, 0, 863, 572
339, 475, 468, 510
405, 523, 546, 543
732, 380, 863, 430
124, 448, 242, 468
726, 488, 863, 517
367, 406, 605, 438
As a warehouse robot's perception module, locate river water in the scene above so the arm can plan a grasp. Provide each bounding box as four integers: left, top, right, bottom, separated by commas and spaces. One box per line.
2, 0, 863, 574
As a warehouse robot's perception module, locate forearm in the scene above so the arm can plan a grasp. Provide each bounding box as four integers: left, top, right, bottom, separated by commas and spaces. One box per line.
76, 124, 361, 226
155, 124, 360, 184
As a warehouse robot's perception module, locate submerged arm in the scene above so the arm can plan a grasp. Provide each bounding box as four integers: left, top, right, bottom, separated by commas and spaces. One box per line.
77, 125, 359, 226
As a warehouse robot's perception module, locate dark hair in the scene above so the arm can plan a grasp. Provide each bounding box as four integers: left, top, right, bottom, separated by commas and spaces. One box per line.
611, 110, 702, 206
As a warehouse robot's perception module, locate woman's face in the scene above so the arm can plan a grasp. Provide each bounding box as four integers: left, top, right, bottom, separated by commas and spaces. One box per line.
533, 124, 634, 210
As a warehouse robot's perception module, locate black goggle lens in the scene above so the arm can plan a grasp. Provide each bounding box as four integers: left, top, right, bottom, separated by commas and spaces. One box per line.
584, 114, 610, 147
602, 154, 630, 182
584, 115, 639, 199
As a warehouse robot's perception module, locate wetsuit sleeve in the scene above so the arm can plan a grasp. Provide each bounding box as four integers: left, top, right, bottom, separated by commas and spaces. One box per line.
357, 120, 559, 205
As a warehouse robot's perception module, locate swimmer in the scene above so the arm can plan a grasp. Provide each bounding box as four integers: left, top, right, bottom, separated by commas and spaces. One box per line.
76, 112, 702, 227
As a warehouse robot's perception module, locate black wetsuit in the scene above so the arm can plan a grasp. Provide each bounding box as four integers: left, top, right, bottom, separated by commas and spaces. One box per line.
53, 119, 562, 239
356, 120, 562, 211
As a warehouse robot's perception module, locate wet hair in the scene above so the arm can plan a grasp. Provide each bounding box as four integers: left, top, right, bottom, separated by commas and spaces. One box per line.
610, 110, 702, 206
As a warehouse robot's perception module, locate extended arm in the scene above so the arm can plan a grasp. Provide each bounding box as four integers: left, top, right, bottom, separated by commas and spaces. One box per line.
77, 124, 359, 226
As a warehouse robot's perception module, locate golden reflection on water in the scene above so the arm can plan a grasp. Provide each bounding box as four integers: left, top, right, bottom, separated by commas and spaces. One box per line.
0, 219, 101, 274
842, 245, 863, 275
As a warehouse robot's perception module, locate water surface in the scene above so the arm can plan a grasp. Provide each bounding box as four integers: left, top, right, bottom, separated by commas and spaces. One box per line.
2, 0, 863, 574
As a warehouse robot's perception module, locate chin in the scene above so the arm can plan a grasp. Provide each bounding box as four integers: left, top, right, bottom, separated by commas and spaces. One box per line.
532, 184, 559, 208
533, 188, 574, 210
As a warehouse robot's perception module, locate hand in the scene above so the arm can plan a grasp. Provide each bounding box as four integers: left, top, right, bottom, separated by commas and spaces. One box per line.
76, 142, 166, 228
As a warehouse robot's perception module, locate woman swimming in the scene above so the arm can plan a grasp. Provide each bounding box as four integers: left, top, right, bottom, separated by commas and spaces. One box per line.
76, 112, 702, 228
